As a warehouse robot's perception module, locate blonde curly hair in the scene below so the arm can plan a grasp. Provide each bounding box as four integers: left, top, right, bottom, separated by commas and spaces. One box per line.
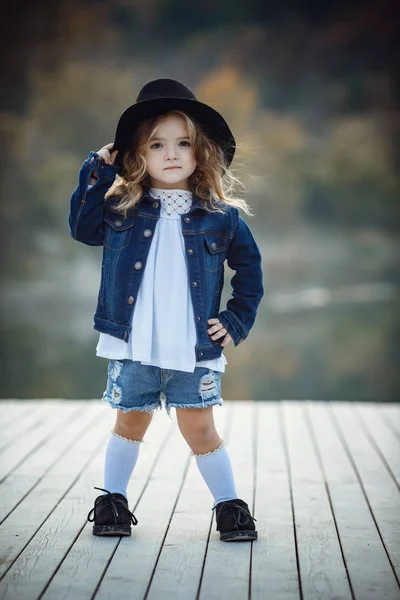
104, 110, 252, 218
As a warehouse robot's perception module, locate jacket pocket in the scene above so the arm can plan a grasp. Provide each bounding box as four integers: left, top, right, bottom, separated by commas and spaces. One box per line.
204, 235, 227, 272
103, 215, 135, 251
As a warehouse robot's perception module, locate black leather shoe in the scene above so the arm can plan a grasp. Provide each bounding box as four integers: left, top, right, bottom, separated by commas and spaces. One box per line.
87, 486, 138, 536
212, 498, 257, 541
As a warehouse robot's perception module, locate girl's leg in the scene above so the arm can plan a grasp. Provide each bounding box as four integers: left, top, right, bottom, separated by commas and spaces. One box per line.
175, 405, 222, 454
114, 407, 154, 441
176, 407, 237, 504
103, 409, 153, 498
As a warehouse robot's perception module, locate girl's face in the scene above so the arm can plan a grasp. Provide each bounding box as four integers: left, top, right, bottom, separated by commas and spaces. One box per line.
143, 114, 196, 190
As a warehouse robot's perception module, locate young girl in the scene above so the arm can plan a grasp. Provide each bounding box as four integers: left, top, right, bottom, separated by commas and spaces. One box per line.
69, 78, 264, 542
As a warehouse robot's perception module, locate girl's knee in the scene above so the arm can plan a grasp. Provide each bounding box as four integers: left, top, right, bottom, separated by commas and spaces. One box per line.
176, 407, 218, 441
114, 409, 153, 440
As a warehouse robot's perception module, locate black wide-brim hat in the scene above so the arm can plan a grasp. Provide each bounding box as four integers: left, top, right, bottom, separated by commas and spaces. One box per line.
112, 78, 236, 172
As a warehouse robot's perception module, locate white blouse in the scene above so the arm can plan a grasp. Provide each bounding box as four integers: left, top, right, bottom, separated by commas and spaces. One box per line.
95, 187, 227, 373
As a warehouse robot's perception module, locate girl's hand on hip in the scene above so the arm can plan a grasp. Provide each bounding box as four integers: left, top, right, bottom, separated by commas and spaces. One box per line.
96, 143, 118, 165
207, 318, 232, 347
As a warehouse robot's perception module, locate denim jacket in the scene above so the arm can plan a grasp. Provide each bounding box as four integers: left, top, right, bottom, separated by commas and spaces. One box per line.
69, 151, 264, 362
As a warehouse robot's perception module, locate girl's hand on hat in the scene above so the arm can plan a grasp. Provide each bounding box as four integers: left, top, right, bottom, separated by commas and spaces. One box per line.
207, 318, 232, 347
96, 143, 118, 165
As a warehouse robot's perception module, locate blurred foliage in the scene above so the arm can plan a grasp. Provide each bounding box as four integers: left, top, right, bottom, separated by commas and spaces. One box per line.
0, 0, 399, 401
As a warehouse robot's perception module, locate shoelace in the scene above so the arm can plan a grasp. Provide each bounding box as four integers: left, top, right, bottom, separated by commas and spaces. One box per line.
87, 487, 138, 525
212, 501, 257, 526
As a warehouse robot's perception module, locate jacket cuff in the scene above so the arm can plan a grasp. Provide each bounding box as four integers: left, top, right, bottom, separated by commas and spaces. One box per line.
217, 310, 248, 347
84, 151, 120, 180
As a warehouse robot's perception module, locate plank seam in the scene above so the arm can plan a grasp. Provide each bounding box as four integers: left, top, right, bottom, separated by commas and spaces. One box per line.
351, 404, 400, 492
278, 401, 304, 600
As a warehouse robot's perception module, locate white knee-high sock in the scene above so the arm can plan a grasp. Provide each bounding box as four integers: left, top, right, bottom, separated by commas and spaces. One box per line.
194, 441, 238, 506
103, 431, 143, 499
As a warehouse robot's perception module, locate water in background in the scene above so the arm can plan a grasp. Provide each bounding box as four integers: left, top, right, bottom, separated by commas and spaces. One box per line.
1, 223, 398, 401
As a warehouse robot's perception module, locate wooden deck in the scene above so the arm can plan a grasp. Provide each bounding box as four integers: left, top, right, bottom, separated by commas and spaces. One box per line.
0, 400, 399, 600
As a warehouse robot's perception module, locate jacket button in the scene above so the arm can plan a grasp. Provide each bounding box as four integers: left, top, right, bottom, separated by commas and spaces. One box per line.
188, 248, 193, 254
128, 296, 135, 304
184, 217, 190, 223
134, 261, 143, 270
197, 316, 201, 321
211, 242, 217, 250
152, 201, 159, 209
143, 229, 152, 237
199, 351, 204, 357
114, 219, 122, 227
192, 281, 197, 287
89, 156, 94, 164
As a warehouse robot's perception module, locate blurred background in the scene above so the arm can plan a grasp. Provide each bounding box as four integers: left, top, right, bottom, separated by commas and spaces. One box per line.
0, 0, 399, 402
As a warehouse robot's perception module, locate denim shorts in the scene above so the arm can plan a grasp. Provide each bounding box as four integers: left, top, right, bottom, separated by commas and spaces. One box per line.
101, 359, 223, 418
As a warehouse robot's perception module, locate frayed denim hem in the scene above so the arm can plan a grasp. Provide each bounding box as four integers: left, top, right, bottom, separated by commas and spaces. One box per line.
166, 397, 224, 409
165, 397, 224, 417
100, 396, 162, 414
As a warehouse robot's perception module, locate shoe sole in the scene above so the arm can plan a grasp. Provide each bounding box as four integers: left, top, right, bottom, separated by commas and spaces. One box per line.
220, 530, 258, 542
92, 525, 131, 536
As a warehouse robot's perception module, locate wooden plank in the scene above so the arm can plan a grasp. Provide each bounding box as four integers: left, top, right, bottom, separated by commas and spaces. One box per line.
196, 401, 254, 600
330, 402, 400, 584
0, 401, 38, 429
0, 403, 110, 583
144, 402, 229, 600
0, 400, 20, 418
0, 400, 63, 452
0, 403, 99, 523
39, 409, 175, 600
306, 401, 400, 600
251, 401, 300, 600
352, 403, 400, 488
282, 401, 353, 600
0, 402, 84, 482
378, 403, 400, 417
377, 403, 400, 439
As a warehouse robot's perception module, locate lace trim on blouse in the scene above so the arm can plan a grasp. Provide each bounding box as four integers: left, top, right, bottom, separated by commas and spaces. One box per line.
149, 188, 192, 217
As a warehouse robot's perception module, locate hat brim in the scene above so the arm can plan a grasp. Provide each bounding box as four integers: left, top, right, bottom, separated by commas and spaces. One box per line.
112, 97, 236, 170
